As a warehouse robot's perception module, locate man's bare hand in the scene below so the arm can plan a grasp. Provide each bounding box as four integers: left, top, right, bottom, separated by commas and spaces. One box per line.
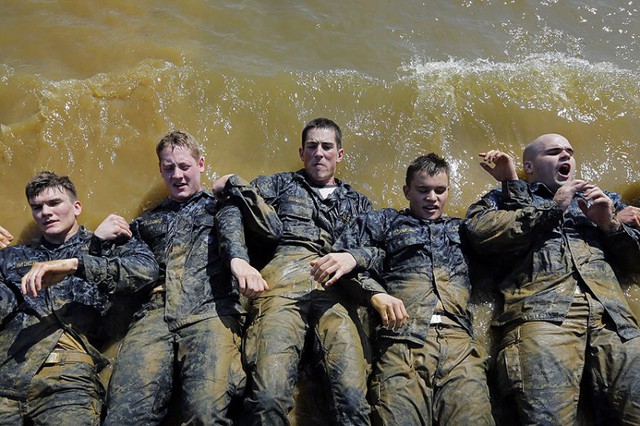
576, 186, 618, 232
21, 258, 79, 297
478, 150, 518, 182
553, 180, 592, 211
0, 225, 14, 248
94, 214, 132, 240
617, 206, 640, 229
230, 258, 269, 298
310, 253, 356, 286
370, 293, 409, 331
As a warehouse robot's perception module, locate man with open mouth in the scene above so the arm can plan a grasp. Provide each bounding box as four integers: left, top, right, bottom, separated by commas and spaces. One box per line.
466, 133, 640, 425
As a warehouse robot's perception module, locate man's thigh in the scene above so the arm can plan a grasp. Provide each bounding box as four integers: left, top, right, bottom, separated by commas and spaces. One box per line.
314, 295, 370, 423
176, 315, 245, 424
589, 324, 640, 424
370, 340, 430, 426
431, 326, 494, 425
104, 306, 174, 425
244, 296, 308, 389
497, 320, 586, 425
27, 362, 103, 426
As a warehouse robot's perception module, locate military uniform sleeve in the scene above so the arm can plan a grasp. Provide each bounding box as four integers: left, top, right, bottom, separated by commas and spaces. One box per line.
76, 235, 159, 294
465, 180, 563, 256
0, 281, 19, 323
0, 251, 21, 321
334, 210, 389, 305
216, 201, 251, 263
334, 210, 387, 277
221, 174, 282, 244
601, 194, 640, 273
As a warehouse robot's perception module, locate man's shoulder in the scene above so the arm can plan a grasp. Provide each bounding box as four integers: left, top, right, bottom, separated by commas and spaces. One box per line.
336, 179, 372, 203
138, 197, 173, 216
375, 207, 402, 219
251, 171, 297, 189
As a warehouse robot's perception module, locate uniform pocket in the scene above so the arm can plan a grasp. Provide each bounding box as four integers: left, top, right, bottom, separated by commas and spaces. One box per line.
496, 326, 524, 395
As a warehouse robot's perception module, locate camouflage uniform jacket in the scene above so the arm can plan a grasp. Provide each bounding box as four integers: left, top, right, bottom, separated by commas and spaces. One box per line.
132, 190, 246, 330
221, 171, 384, 300
0, 227, 158, 400
465, 179, 640, 340
334, 208, 474, 345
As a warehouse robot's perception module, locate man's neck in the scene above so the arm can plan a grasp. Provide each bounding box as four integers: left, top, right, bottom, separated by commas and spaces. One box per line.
44, 224, 80, 245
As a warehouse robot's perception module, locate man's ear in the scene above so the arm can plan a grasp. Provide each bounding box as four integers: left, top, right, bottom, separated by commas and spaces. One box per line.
402, 185, 410, 200
523, 160, 533, 175
73, 200, 83, 217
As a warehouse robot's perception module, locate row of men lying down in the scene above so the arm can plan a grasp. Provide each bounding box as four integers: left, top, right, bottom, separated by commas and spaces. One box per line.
1, 117, 640, 426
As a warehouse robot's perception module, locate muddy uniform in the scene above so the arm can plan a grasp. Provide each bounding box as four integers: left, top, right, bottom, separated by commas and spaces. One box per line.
221, 172, 379, 425
466, 180, 640, 425
334, 208, 494, 425
105, 190, 261, 425
0, 227, 158, 425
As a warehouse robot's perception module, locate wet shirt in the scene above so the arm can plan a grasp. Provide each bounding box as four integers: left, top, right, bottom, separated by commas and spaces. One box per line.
0, 227, 158, 399
335, 208, 473, 344
221, 171, 376, 298
465, 180, 640, 340
131, 190, 244, 330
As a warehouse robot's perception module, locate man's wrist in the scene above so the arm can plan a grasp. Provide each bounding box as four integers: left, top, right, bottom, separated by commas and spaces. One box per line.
604, 215, 622, 234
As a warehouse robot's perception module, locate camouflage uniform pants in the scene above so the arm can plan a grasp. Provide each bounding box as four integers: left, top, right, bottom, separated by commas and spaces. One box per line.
0, 354, 103, 425
369, 324, 494, 426
242, 292, 371, 425
497, 291, 640, 425
104, 301, 245, 426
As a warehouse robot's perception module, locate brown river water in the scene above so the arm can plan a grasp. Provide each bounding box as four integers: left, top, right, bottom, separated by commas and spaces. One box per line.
1, 0, 639, 423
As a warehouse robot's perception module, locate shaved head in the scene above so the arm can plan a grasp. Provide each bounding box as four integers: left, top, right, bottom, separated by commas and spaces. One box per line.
522, 133, 575, 192
523, 134, 569, 163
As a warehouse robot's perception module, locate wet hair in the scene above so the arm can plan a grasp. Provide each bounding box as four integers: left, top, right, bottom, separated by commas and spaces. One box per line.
156, 130, 202, 161
406, 153, 450, 186
301, 118, 342, 149
25, 171, 78, 201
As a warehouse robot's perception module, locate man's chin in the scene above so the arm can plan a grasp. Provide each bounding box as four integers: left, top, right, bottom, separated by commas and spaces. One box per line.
170, 191, 193, 201
308, 173, 333, 186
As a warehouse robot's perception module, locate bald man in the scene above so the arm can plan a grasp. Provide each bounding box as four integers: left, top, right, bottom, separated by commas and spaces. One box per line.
465, 134, 640, 425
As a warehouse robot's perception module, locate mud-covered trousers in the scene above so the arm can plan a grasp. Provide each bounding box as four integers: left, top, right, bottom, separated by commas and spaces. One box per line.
242, 292, 371, 425
369, 323, 494, 426
497, 291, 640, 425
0, 354, 103, 425
104, 299, 245, 425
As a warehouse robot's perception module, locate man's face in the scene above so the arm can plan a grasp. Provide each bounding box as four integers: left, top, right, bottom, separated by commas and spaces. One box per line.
524, 135, 576, 193
403, 171, 449, 220
299, 127, 344, 186
159, 146, 204, 202
29, 187, 82, 244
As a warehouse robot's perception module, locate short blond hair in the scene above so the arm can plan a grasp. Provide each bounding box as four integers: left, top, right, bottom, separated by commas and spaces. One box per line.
155, 130, 202, 161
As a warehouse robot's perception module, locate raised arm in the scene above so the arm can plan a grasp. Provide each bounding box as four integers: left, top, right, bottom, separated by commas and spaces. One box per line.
478, 150, 518, 182
21, 216, 159, 298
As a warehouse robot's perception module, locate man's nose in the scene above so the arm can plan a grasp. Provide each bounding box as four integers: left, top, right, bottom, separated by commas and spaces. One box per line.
425, 190, 436, 200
